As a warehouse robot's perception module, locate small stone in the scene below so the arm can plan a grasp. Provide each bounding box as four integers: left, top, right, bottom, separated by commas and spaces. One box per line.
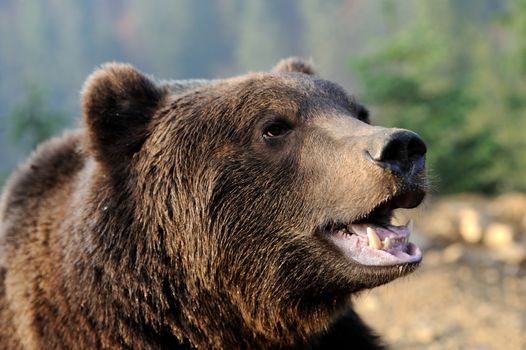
483, 222, 514, 249
458, 208, 484, 243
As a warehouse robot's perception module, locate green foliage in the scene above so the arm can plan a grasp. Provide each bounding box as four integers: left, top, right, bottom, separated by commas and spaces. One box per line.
6, 83, 67, 153
352, 0, 525, 194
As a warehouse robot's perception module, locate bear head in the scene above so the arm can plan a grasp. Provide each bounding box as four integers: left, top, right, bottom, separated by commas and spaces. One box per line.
81, 58, 427, 347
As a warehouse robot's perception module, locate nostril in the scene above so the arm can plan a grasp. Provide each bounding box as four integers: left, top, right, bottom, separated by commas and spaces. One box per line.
379, 138, 405, 164
407, 136, 427, 160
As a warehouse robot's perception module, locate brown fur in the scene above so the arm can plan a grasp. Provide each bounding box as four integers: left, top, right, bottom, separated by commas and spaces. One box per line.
0, 58, 426, 349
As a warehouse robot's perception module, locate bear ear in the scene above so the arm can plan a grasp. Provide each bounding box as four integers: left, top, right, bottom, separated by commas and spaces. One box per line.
272, 57, 317, 76
82, 63, 165, 169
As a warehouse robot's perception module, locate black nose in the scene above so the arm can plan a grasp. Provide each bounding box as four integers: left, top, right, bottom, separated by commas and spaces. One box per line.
368, 130, 426, 176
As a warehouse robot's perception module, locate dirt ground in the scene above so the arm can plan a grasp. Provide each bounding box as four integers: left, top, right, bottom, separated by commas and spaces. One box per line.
355, 242, 526, 350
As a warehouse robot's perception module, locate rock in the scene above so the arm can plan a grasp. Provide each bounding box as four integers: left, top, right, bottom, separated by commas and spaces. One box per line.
458, 208, 485, 243
483, 222, 515, 249
470, 221, 525, 265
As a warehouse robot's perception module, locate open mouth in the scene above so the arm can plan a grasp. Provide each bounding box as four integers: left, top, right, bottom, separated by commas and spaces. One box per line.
323, 191, 424, 266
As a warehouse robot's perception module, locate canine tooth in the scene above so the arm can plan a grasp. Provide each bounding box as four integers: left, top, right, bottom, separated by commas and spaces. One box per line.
406, 219, 414, 235
391, 216, 402, 226
367, 227, 382, 249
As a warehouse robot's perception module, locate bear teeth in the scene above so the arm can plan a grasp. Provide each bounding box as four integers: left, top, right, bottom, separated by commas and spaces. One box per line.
406, 219, 414, 233
367, 227, 382, 249
367, 226, 411, 250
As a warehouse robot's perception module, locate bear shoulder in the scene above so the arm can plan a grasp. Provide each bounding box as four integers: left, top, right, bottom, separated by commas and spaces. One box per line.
0, 129, 85, 221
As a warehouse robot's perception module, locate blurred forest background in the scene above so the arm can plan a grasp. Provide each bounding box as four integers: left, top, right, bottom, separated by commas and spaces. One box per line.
0, 0, 525, 193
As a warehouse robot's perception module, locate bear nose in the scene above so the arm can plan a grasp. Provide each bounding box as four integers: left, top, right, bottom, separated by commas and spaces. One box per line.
368, 130, 427, 176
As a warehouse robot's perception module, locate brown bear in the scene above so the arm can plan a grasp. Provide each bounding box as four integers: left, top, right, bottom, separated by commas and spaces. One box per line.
0, 58, 427, 349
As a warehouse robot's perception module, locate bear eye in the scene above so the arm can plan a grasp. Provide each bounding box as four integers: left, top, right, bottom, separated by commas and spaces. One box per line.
262, 120, 293, 139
